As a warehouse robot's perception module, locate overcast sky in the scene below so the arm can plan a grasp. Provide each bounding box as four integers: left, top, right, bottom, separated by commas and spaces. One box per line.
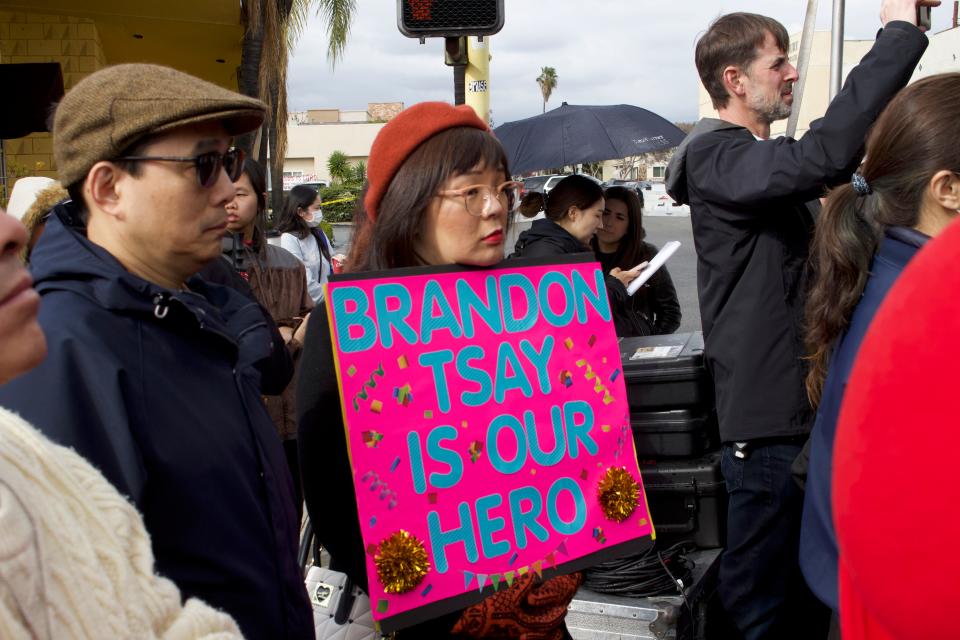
288, 1, 955, 126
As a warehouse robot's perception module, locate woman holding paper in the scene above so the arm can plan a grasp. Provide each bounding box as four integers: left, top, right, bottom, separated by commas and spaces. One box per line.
594, 186, 680, 336
297, 102, 581, 639
798, 73, 960, 630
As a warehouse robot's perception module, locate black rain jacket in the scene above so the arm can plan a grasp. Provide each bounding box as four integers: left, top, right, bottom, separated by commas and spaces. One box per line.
664, 21, 928, 441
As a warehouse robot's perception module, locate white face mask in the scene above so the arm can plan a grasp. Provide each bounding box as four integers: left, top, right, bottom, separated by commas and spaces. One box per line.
302, 207, 323, 227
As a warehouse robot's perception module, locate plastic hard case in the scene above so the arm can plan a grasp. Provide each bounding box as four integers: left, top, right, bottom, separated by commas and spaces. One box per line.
640, 453, 727, 549
619, 332, 712, 411
631, 409, 716, 459
567, 549, 722, 640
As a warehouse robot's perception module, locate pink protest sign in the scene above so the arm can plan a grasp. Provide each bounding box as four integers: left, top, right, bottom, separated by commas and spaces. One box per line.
326, 255, 654, 632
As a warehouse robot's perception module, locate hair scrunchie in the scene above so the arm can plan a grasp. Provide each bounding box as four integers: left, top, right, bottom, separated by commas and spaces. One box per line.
852, 172, 872, 196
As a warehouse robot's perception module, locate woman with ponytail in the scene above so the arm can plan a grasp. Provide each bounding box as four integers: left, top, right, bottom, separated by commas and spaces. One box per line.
799, 73, 960, 619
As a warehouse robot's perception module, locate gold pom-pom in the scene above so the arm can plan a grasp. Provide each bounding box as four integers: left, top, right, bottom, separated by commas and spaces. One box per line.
597, 466, 640, 522
375, 530, 430, 594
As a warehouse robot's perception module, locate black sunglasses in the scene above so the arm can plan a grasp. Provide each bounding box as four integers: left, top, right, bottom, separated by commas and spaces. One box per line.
114, 147, 245, 188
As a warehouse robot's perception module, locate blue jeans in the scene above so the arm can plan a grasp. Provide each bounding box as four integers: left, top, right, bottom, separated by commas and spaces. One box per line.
718, 442, 829, 640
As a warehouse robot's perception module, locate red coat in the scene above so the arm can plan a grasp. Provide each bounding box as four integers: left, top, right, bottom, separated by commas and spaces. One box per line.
833, 217, 960, 639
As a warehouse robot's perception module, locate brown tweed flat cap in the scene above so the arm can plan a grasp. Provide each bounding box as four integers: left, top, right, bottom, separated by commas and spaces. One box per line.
53, 63, 267, 186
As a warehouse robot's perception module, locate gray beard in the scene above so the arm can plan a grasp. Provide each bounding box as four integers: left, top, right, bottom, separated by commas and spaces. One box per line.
749, 92, 792, 124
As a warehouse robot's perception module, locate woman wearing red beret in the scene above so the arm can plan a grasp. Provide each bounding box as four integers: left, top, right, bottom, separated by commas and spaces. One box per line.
297, 102, 581, 639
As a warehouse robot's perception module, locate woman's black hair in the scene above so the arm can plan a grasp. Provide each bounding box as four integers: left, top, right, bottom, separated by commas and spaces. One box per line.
274, 183, 331, 262
275, 184, 319, 240
805, 73, 960, 407
239, 158, 268, 251
592, 186, 652, 268
518, 175, 603, 222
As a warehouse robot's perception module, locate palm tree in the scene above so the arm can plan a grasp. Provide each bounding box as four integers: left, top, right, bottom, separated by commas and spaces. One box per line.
327, 150, 351, 184
239, 0, 356, 204
536, 67, 558, 114
351, 160, 367, 185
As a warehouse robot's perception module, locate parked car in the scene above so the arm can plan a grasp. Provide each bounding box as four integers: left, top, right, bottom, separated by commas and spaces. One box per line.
602, 179, 650, 207
521, 174, 562, 196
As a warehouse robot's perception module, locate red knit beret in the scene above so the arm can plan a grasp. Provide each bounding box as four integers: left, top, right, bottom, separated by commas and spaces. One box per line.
833, 217, 960, 639
363, 102, 489, 220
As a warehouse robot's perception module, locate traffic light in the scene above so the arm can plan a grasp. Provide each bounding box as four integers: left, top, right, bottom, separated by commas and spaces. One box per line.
397, 0, 504, 39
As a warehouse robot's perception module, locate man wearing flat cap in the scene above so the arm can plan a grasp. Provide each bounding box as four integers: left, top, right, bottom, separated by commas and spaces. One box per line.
0, 64, 314, 639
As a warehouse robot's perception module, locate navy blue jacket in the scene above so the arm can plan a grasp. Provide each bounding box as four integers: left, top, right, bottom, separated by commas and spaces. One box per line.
799, 227, 928, 610
0, 205, 313, 639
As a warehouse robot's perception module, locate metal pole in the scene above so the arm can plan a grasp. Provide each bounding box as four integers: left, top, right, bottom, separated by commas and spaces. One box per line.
786, 0, 819, 138
464, 36, 490, 123
829, 0, 845, 99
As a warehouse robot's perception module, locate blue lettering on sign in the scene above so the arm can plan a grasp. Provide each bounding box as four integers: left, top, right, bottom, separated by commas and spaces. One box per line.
331, 286, 376, 353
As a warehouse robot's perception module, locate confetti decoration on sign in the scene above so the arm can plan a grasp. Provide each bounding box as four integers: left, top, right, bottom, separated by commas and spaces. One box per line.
508, 552, 518, 566
362, 430, 384, 448
588, 335, 597, 347
393, 383, 414, 407
564, 337, 574, 350
351, 363, 385, 411
347, 364, 357, 377
375, 530, 430, 594
597, 467, 640, 522
390, 456, 401, 472
397, 355, 409, 369
376, 600, 389, 614
468, 440, 483, 463
610, 368, 621, 382
424, 410, 433, 419
593, 527, 606, 544
421, 584, 433, 597
370, 399, 383, 414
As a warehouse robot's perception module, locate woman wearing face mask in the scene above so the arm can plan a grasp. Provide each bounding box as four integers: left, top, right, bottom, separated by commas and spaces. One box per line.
276, 184, 332, 303
0, 207, 243, 637
297, 102, 582, 639
593, 186, 681, 336
201, 158, 314, 517
799, 73, 960, 633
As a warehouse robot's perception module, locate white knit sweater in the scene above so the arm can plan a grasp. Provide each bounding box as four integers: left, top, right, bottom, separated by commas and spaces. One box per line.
0, 407, 244, 639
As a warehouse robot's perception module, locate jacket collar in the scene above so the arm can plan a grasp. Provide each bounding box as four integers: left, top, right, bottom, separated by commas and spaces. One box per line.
878, 226, 929, 269
31, 202, 270, 363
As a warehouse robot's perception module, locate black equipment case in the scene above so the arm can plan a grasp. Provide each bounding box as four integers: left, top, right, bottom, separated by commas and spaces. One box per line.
632, 408, 717, 458
619, 332, 712, 411
640, 452, 727, 549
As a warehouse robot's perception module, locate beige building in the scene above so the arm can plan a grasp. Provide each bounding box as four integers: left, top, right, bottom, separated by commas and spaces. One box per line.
283, 102, 402, 188
696, 26, 960, 138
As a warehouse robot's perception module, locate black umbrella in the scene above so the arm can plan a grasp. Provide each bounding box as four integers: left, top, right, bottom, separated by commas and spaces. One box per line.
493, 102, 686, 175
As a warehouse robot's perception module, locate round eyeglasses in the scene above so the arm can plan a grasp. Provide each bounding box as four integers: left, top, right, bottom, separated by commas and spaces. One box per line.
436, 181, 522, 217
